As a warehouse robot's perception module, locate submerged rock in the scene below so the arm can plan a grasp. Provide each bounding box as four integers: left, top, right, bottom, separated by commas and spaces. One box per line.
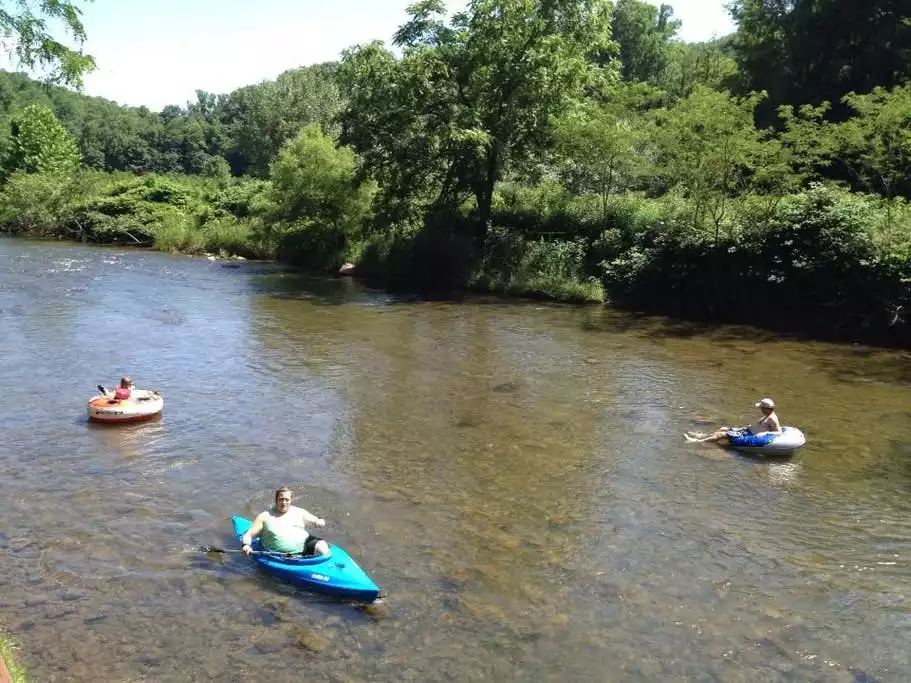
289, 625, 329, 652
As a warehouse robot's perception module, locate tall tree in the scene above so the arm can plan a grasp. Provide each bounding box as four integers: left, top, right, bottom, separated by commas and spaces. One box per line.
269, 123, 372, 230
611, 0, 680, 84
3, 103, 80, 178
652, 86, 766, 237
831, 85, 911, 201
659, 39, 737, 102
0, 102, 81, 235
555, 92, 646, 214
339, 0, 619, 242
219, 64, 343, 177
730, 0, 911, 119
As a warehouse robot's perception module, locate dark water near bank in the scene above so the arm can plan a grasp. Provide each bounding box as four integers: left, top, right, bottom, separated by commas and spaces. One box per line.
1, 237, 910, 682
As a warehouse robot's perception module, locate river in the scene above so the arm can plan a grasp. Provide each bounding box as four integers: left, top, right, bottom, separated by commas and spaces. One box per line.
1, 236, 909, 682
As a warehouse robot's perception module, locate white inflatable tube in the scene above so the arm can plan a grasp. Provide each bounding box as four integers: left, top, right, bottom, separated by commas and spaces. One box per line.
729, 426, 806, 455
87, 389, 164, 424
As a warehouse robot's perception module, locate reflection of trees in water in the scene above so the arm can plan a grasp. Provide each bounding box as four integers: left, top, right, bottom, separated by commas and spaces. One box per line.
254, 299, 612, 599
249, 289, 598, 540
88, 417, 164, 461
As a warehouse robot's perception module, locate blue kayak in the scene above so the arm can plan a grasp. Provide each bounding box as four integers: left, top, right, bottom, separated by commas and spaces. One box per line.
231, 516, 382, 603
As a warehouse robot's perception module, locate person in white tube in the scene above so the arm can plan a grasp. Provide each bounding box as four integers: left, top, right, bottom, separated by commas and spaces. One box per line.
685, 398, 782, 444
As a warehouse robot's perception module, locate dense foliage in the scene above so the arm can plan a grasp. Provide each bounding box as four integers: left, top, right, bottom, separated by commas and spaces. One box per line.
1, 0, 909, 345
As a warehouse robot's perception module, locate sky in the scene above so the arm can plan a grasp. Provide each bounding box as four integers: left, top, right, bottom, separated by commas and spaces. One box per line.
20, 0, 736, 111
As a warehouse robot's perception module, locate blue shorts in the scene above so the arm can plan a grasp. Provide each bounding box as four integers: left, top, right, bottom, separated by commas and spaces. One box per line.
727, 428, 774, 447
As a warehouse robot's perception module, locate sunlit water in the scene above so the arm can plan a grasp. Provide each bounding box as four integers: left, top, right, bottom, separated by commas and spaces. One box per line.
1, 236, 909, 682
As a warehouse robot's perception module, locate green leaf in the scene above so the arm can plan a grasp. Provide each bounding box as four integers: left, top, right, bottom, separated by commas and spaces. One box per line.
0, 0, 97, 87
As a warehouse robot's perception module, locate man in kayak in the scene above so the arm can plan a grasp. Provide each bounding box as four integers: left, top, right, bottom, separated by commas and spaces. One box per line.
240, 487, 329, 557
685, 398, 782, 444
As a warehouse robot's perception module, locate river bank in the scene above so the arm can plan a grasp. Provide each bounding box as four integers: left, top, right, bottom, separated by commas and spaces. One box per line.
0, 635, 25, 683
12, 228, 911, 350
3, 171, 909, 349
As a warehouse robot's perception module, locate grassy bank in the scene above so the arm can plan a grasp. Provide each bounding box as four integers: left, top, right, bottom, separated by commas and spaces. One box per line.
0, 632, 27, 683
3, 169, 909, 347
336, 181, 911, 347
0, 171, 275, 260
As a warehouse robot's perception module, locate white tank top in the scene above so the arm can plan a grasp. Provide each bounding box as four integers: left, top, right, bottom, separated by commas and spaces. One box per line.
260, 507, 310, 553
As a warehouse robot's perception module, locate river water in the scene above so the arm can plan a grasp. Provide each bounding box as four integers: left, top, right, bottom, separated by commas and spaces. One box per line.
1, 237, 909, 682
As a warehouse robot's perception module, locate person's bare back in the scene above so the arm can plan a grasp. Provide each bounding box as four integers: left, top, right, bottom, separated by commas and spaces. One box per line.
750, 410, 781, 436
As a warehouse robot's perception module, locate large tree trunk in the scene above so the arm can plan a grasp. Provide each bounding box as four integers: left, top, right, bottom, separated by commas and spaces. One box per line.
474, 141, 501, 246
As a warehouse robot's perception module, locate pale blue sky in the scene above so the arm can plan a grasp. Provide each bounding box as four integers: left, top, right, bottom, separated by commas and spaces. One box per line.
50, 0, 735, 110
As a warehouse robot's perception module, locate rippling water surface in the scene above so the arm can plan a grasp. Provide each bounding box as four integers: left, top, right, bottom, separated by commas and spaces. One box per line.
1, 237, 910, 682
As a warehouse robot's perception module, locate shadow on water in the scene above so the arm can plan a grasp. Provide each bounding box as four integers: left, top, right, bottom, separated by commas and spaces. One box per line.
193, 251, 908, 348
248, 267, 911, 364
241, 261, 911, 356
249, 270, 911, 391
577, 308, 806, 343
580, 299, 911, 348
249, 272, 351, 304
815, 352, 911, 387
576, 308, 911, 387
245, 266, 399, 307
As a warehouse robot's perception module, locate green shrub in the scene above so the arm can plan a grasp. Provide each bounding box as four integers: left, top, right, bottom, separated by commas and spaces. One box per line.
270, 220, 348, 270
0, 632, 27, 683
269, 124, 373, 233
587, 183, 910, 339
0, 171, 77, 236
737, 184, 910, 328
210, 180, 274, 218
473, 226, 605, 302
352, 231, 416, 285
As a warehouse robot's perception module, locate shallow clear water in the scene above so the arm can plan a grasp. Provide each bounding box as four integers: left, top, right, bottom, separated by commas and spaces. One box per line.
1, 236, 909, 682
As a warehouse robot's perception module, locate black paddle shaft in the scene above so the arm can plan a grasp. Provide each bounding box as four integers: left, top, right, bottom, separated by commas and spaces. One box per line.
199, 545, 305, 558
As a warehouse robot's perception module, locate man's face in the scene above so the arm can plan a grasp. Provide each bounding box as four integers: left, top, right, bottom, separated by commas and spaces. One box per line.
275, 492, 292, 513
